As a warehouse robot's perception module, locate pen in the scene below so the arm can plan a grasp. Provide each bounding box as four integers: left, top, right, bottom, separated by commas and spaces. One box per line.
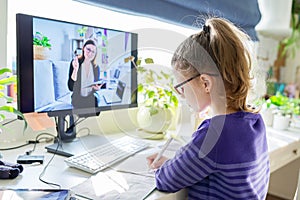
152, 138, 173, 167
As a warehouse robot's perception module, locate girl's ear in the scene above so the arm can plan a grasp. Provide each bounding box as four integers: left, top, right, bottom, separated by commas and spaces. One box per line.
199, 74, 212, 93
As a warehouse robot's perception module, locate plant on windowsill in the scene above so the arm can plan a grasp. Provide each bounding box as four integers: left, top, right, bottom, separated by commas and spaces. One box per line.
33, 32, 52, 60
127, 57, 179, 136
265, 92, 300, 130
0, 68, 27, 133
279, 0, 300, 58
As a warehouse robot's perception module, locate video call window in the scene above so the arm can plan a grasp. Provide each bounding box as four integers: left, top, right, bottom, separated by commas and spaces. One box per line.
17, 14, 138, 116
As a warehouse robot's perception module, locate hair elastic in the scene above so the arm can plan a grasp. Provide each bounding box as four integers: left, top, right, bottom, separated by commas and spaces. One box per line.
203, 25, 210, 34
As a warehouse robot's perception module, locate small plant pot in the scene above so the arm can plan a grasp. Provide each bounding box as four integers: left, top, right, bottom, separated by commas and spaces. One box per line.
260, 108, 275, 127
34, 45, 49, 60
137, 106, 172, 134
272, 114, 290, 130
291, 115, 300, 129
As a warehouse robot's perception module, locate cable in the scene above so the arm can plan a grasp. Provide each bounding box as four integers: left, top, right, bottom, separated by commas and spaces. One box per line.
38, 122, 62, 188
26, 132, 56, 155
38, 136, 61, 189
65, 117, 87, 133
1, 121, 61, 188
0, 119, 31, 151
0, 132, 55, 152
0, 142, 31, 151
1, 118, 18, 126
37, 117, 86, 188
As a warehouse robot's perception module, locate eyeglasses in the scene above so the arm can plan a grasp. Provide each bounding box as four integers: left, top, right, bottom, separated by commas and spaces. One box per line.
174, 73, 218, 95
85, 47, 96, 55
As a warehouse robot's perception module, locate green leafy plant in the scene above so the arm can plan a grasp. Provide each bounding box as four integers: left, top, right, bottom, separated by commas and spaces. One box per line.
136, 58, 179, 116
280, 0, 300, 58
33, 32, 52, 49
0, 68, 27, 131
77, 26, 88, 37
266, 92, 300, 116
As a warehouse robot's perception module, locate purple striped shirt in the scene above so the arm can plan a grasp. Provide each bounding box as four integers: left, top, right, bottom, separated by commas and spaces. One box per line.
155, 111, 270, 200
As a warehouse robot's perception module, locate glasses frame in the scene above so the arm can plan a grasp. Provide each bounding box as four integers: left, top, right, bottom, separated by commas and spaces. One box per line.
174, 73, 218, 95
85, 47, 96, 55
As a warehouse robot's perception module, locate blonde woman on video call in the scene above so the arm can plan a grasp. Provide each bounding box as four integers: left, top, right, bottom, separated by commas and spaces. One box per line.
147, 17, 270, 199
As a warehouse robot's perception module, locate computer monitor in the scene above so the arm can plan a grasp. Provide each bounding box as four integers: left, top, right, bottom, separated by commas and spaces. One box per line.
16, 13, 138, 157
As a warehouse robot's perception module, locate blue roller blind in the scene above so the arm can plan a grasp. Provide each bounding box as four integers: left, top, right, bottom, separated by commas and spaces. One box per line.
74, 0, 261, 40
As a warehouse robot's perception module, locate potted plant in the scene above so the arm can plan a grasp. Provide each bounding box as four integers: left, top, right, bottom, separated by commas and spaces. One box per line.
77, 26, 88, 38
266, 92, 300, 130
33, 32, 51, 60
134, 58, 179, 135
280, 0, 300, 58
287, 97, 300, 128
260, 98, 276, 127
0, 67, 27, 133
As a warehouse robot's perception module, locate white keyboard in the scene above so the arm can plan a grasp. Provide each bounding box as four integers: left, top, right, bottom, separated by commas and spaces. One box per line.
64, 136, 149, 174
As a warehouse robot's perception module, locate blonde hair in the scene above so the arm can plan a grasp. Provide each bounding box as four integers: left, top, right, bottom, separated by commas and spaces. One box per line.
172, 17, 254, 112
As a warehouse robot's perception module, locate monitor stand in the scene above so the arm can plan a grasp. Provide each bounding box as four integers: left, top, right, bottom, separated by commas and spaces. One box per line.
45, 115, 109, 157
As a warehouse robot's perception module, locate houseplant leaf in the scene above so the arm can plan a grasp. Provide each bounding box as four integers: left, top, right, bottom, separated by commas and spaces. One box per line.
0, 105, 28, 132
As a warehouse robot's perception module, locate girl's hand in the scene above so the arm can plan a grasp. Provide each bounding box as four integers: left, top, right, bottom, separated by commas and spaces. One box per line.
146, 153, 169, 169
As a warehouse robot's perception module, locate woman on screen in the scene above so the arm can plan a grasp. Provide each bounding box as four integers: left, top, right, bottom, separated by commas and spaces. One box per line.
68, 39, 102, 109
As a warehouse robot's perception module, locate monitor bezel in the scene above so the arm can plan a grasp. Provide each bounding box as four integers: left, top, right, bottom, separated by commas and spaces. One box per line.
16, 13, 138, 118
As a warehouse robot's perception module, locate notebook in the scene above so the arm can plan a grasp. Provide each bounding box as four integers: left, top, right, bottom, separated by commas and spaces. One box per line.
71, 171, 155, 200
103, 81, 126, 104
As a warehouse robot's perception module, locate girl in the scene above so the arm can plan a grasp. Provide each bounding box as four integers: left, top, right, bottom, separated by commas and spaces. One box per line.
147, 17, 270, 199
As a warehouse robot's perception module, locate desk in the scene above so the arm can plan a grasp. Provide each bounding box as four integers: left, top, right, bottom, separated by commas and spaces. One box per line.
266, 127, 300, 199
1, 119, 300, 199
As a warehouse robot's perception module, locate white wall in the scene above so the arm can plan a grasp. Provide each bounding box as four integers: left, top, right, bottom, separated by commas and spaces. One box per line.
7, 0, 196, 69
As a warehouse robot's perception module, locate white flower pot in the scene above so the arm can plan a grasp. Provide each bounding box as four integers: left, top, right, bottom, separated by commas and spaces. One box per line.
272, 115, 290, 130
137, 106, 172, 133
291, 115, 300, 129
261, 108, 274, 127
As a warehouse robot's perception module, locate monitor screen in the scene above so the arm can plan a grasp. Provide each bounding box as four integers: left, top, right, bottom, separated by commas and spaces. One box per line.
16, 13, 138, 156
16, 13, 138, 117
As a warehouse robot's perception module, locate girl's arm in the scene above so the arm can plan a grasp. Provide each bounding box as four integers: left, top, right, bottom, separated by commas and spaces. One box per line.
155, 129, 216, 192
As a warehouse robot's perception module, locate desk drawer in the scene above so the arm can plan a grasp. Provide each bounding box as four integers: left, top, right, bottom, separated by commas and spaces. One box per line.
269, 140, 300, 173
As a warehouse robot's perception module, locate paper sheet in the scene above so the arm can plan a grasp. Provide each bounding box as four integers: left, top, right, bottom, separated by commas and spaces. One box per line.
115, 154, 156, 178
71, 171, 155, 200
114, 143, 180, 178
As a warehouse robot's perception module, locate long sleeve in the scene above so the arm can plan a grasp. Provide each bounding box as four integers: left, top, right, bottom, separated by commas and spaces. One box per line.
155, 122, 216, 192
68, 61, 75, 91
154, 112, 269, 199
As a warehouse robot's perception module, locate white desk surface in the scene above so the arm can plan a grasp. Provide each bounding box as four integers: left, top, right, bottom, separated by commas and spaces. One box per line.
1, 121, 300, 199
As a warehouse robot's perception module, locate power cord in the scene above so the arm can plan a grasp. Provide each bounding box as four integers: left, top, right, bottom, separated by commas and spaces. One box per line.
25, 132, 55, 155
0, 142, 31, 151
0, 132, 55, 152
38, 135, 61, 189
65, 117, 86, 134
37, 116, 88, 189
1, 119, 18, 126
32, 122, 62, 188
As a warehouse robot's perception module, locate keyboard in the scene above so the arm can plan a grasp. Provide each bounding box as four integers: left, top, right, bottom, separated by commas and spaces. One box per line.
64, 136, 150, 174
